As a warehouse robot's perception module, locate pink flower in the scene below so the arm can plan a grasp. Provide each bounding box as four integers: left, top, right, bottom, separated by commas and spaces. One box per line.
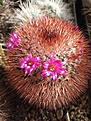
78, 40, 83, 43
41, 54, 66, 81
42, 16, 47, 20
19, 53, 41, 75
74, 25, 79, 31
6, 32, 20, 50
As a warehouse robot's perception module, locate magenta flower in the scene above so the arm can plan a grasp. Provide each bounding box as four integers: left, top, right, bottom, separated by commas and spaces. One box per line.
41, 54, 66, 81
78, 40, 83, 43
19, 53, 41, 75
42, 16, 47, 20
74, 25, 79, 31
6, 32, 20, 50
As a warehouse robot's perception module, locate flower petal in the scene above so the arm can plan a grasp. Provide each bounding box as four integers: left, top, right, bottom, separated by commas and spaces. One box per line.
41, 70, 50, 77
43, 63, 49, 69
52, 73, 57, 81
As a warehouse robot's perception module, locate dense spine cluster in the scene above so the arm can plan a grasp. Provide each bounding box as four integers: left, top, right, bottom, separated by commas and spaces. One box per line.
5, 17, 91, 110
13, 0, 73, 24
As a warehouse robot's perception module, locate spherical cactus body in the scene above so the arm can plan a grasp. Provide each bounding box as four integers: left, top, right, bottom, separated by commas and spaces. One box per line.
5, 17, 91, 110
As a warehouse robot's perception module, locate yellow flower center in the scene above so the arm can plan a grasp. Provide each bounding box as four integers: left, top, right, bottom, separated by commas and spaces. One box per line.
48, 64, 56, 72
28, 60, 34, 66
